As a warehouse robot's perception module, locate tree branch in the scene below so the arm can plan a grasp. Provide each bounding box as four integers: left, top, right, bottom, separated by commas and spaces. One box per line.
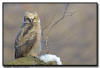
42, 4, 69, 54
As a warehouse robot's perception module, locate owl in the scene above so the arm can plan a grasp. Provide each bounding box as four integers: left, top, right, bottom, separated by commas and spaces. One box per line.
14, 12, 41, 59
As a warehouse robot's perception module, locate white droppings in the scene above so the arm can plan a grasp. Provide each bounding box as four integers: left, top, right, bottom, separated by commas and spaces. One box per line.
40, 54, 62, 65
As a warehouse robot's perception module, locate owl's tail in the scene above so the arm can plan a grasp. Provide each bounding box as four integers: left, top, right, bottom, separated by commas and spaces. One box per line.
15, 46, 22, 59
15, 47, 18, 59
15, 47, 20, 59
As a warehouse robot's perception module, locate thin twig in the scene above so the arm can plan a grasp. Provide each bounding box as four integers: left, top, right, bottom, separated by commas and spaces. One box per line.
42, 4, 69, 31
44, 4, 69, 54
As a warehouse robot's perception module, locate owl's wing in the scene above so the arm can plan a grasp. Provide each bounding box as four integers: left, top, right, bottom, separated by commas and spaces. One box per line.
14, 23, 37, 58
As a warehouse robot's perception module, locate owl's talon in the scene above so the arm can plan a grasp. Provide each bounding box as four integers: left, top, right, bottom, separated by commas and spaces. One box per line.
33, 56, 36, 58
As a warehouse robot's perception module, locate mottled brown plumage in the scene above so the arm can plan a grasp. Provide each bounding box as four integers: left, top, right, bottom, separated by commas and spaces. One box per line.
15, 12, 41, 59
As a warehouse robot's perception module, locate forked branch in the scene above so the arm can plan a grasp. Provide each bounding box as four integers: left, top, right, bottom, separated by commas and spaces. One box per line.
43, 4, 69, 54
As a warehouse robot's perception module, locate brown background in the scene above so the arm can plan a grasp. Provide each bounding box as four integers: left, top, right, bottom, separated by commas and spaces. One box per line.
3, 3, 97, 65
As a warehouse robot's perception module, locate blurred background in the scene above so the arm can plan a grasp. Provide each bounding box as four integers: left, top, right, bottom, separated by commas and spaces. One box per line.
3, 3, 97, 65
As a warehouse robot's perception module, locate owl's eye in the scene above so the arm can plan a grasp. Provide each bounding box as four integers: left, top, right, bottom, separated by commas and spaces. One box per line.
24, 16, 32, 23
27, 18, 32, 23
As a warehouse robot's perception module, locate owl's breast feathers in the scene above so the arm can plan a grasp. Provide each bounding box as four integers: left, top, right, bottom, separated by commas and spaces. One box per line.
15, 23, 37, 58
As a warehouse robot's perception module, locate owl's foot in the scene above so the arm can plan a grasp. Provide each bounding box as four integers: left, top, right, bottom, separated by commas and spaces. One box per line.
31, 54, 39, 59
28, 53, 37, 57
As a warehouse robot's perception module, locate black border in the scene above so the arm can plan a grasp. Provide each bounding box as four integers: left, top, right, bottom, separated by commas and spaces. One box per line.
2, 2, 98, 67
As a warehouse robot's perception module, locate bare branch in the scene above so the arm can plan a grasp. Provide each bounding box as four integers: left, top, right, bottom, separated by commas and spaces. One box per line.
43, 4, 77, 54
42, 4, 69, 32
43, 4, 69, 54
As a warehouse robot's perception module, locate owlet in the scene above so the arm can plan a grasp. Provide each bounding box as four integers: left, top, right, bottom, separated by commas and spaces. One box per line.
14, 12, 41, 59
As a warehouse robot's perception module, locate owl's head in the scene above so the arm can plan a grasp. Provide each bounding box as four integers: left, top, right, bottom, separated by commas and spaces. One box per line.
24, 12, 40, 24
